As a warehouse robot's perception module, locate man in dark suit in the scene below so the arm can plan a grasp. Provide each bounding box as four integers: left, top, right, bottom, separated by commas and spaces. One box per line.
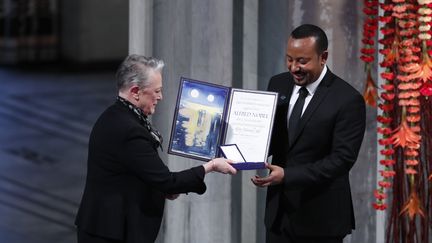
252, 24, 366, 243
75, 54, 237, 243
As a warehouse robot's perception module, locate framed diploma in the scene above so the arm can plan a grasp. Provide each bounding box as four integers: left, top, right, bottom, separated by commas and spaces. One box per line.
168, 77, 278, 170
168, 78, 230, 161
222, 89, 277, 169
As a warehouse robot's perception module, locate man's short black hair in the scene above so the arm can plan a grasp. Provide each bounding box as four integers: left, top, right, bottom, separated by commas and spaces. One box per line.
290, 24, 328, 54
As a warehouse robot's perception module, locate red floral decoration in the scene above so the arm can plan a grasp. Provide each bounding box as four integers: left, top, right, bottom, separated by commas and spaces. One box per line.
420, 80, 432, 96
361, 0, 379, 107
371, 0, 432, 242
374, 0, 396, 212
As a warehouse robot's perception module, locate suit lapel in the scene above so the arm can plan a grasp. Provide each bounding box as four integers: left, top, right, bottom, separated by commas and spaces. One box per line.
276, 77, 294, 128
279, 77, 294, 106
281, 83, 294, 111
289, 71, 334, 149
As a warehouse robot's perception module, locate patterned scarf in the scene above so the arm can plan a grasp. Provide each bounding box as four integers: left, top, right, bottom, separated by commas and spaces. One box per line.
117, 96, 163, 150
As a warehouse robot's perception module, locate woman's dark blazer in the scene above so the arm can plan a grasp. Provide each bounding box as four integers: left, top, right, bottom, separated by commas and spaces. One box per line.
75, 101, 206, 243
265, 69, 366, 237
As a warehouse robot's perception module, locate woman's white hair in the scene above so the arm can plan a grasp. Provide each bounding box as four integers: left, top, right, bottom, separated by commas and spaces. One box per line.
116, 54, 165, 91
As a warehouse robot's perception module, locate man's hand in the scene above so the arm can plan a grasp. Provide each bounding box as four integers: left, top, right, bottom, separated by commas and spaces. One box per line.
251, 163, 284, 187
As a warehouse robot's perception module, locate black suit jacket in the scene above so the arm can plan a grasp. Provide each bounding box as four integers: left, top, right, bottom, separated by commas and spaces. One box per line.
75, 101, 207, 243
265, 69, 366, 237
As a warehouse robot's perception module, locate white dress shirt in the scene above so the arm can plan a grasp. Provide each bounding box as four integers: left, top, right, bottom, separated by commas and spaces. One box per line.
287, 65, 328, 125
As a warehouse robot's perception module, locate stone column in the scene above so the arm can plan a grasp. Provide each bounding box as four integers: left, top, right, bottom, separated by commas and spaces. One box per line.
129, 0, 153, 56
151, 1, 235, 242
239, 1, 260, 243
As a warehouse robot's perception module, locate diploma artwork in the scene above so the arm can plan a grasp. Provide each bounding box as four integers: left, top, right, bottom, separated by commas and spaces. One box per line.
168, 77, 278, 170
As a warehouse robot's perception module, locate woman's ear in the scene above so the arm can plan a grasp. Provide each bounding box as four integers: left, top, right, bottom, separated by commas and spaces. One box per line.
130, 86, 140, 100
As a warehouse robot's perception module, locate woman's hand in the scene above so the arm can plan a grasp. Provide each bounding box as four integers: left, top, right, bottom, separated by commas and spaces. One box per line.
165, 194, 180, 200
203, 158, 237, 175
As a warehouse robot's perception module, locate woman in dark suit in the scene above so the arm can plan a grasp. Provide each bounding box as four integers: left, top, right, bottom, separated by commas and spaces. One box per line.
252, 24, 366, 243
75, 55, 236, 243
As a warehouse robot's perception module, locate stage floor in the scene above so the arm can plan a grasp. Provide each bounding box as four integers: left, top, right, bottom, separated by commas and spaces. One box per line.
0, 65, 116, 243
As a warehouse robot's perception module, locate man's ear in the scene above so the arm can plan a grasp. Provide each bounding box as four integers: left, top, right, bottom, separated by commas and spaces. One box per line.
130, 85, 140, 100
321, 51, 328, 65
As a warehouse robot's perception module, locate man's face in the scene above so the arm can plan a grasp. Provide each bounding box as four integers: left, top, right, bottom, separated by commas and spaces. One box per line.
138, 71, 163, 115
285, 36, 327, 86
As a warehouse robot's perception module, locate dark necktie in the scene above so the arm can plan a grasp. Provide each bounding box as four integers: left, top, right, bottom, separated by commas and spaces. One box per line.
288, 87, 308, 145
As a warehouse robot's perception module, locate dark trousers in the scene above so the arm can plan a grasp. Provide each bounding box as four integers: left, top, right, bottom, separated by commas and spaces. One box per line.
77, 228, 123, 243
266, 229, 344, 243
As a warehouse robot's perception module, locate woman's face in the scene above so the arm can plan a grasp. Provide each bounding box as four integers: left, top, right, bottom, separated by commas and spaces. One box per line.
138, 71, 163, 115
